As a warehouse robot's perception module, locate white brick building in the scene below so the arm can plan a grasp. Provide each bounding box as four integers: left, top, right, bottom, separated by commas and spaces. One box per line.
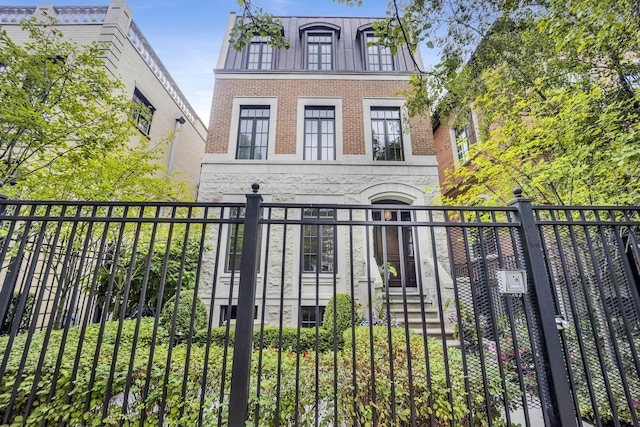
0, 1, 207, 195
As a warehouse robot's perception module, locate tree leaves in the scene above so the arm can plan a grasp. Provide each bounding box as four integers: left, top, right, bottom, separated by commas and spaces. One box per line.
0, 17, 190, 202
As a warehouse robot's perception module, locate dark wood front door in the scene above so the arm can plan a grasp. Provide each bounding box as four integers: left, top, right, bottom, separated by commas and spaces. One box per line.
373, 204, 416, 287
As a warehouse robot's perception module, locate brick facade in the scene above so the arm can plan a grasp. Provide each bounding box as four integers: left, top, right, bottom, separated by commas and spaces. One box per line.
206, 78, 434, 158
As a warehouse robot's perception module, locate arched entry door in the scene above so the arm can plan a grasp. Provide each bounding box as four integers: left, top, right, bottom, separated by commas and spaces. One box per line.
372, 200, 417, 287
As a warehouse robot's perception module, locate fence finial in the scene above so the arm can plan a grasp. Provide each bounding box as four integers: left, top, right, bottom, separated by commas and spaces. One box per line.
251, 183, 260, 193
512, 187, 523, 198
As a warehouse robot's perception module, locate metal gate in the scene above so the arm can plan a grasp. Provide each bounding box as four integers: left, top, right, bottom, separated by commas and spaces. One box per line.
0, 188, 638, 426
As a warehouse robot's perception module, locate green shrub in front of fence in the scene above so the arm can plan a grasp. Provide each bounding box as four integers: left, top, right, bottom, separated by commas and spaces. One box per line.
0, 320, 526, 426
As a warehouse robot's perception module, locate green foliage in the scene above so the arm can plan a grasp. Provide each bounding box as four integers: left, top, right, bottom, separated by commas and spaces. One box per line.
331, 326, 520, 426
96, 229, 204, 319
0, 321, 524, 426
160, 290, 208, 343
322, 293, 363, 338
0, 17, 191, 201
0, 292, 34, 335
0, 319, 171, 425
193, 326, 334, 352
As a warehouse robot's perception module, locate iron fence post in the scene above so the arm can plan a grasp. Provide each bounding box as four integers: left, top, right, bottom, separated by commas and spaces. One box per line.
0, 193, 13, 333
509, 188, 577, 426
228, 183, 263, 426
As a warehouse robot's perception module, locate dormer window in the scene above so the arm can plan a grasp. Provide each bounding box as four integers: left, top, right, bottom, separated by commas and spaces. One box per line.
366, 34, 394, 71
246, 36, 273, 70
299, 22, 341, 71
307, 34, 333, 70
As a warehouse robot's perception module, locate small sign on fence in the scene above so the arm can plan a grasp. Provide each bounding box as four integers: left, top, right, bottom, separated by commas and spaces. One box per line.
496, 269, 528, 294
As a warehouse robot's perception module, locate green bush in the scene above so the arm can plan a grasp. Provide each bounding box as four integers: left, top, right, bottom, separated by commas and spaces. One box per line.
193, 326, 235, 347
193, 326, 334, 352
160, 290, 208, 342
0, 319, 173, 425
328, 326, 520, 426
323, 294, 362, 336
255, 326, 334, 352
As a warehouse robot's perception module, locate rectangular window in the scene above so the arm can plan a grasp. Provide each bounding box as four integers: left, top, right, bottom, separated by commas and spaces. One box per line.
132, 88, 155, 136
366, 34, 394, 71
220, 304, 258, 326
226, 207, 245, 271
371, 107, 403, 161
307, 34, 333, 70
303, 208, 336, 273
236, 106, 269, 160
304, 107, 335, 160
454, 111, 477, 162
300, 306, 326, 328
246, 37, 273, 70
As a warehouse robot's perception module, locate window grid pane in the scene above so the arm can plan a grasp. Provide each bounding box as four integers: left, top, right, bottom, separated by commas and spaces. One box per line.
366, 34, 394, 72
236, 106, 270, 160
226, 208, 245, 271
300, 306, 326, 328
246, 37, 273, 70
307, 33, 333, 70
303, 208, 336, 273
371, 107, 403, 161
454, 111, 476, 162
304, 107, 335, 160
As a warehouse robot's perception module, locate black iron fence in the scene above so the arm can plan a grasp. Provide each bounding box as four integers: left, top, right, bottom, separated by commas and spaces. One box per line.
0, 188, 638, 426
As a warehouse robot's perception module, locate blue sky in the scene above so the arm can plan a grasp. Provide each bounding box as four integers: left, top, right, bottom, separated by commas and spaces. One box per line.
5, 0, 426, 125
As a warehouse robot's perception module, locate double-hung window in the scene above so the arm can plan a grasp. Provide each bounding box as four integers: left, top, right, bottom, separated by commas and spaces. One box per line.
302, 208, 336, 273
371, 107, 403, 161
366, 34, 394, 71
453, 110, 477, 162
246, 36, 273, 70
132, 88, 155, 136
236, 106, 270, 160
307, 33, 333, 70
304, 107, 335, 160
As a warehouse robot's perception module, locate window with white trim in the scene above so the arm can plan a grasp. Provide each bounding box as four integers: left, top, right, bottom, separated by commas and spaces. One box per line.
246, 36, 273, 70
304, 107, 335, 160
371, 107, 403, 161
236, 106, 270, 160
453, 110, 477, 163
302, 208, 336, 273
226, 207, 245, 271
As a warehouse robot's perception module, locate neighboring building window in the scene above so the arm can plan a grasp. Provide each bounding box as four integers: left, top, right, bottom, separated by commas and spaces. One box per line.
366, 34, 394, 71
304, 107, 335, 160
132, 88, 154, 136
300, 306, 325, 328
453, 110, 477, 162
226, 207, 245, 271
303, 208, 336, 273
246, 36, 273, 70
371, 107, 403, 161
307, 33, 333, 70
236, 106, 270, 160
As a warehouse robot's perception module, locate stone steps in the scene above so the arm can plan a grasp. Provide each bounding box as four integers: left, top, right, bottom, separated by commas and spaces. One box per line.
382, 290, 459, 346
